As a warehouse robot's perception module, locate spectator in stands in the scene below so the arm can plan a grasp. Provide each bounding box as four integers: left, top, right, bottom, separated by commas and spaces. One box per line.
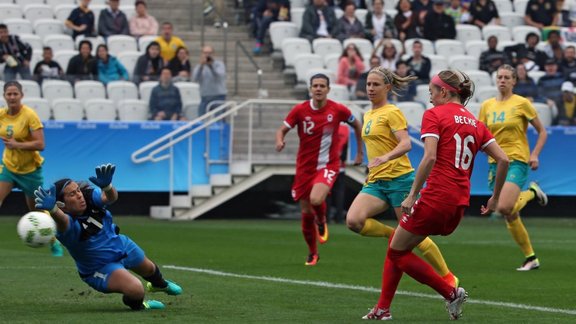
98, 0, 130, 39
388, 60, 416, 103
355, 55, 381, 100
364, 0, 397, 42
335, 2, 365, 42
445, 0, 471, 25
422, 0, 456, 41
374, 39, 400, 72
560, 0, 576, 27
299, 0, 338, 42
561, 45, 576, 83
513, 62, 544, 103
468, 0, 500, 28
524, 0, 558, 29
0, 24, 32, 82
479, 35, 507, 74
538, 59, 566, 122
155, 22, 187, 64
149, 67, 185, 121
412, 0, 433, 23
559, 81, 576, 125
542, 30, 565, 62
406, 40, 431, 85
95, 44, 129, 84
504, 32, 547, 71
336, 44, 365, 91
394, 0, 421, 41
66, 40, 97, 83
168, 47, 192, 82
133, 41, 164, 85
33, 47, 64, 84
192, 45, 227, 116
66, 0, 96, 40
129, 1, 159, 38
251, 0, 290, 55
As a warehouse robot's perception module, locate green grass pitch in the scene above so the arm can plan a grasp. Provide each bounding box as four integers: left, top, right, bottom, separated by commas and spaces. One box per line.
1, 216, 575, 323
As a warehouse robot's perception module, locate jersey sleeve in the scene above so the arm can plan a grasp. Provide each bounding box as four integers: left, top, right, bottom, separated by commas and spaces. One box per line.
420, 109, 440, 140
27, 109, 43, 131
338, 103, 355, 124
478, 121, 496, 151
388, 108, 408, 132
283, 105, 300, 129
520, 98, 538, 121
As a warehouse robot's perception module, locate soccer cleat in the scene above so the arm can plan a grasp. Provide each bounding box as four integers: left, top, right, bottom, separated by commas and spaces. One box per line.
529, 182, 548, 206
317, 222, 329, 244
362, 306, 392, 320
442, 272, 460, 288
146, 280, 183, 296
50, 240, 64, 257
445, 287, 467, 320
516, 257, 540, 271
305, 253, 319, 266
143, 300, 165, 310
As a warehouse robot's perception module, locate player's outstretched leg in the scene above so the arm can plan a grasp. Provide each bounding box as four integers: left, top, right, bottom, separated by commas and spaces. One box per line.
50, 239, 64, 257
144, 263, 183, 295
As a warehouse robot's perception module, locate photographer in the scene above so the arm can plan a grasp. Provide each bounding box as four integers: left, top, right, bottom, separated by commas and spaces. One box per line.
192, 45, 227, 116
0, 24, 32, 81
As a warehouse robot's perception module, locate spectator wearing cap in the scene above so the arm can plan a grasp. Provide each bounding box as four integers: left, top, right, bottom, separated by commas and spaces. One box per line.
504, 32, 547, 70
98, 0, 130, 39
479, 35, 508, 74
65, 0, 96, 39
129, 0, 159, 38
524, 0, 558, 29
559, 81, 576, 125
468, 0, 500, 28
422, 0, 456, 41
0, 23, 32, 81
538, 58, 566, 122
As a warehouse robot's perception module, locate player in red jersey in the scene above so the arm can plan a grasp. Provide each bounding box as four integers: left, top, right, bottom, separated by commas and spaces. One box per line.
362, 70, 510, 321
275, 74, 363, 266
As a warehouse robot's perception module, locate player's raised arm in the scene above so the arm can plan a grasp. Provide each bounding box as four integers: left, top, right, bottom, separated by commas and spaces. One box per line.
34, 185, 69, 233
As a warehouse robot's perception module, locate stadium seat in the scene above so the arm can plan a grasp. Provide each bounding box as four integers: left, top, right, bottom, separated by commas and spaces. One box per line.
290, 7, 305, 31
294, 53, 324, 82
0, 4, 23, 21
24, 4, 54, 23
117, 51, 142, 80
532, 102, 552, 127
415, 84, 430, 106
34, 19, 65, 38
41, 79, 74, 104
465, 69, 493, 88
404, 38, 435, 57
448, 55, 479, 70
528, 70, 545, 83
456, 24, 482, 44
74, 35, 105, 55
53, 4, 75, 22
137, 35, 158, 52
74, 80, 106, 103
312, 38, 343, 60
305, 68, 336, 86
429, 54, 449, 75
174, 82, 201, 108
19, 80, 42, 98
106, 80, 139, 104
4, 18, 34, 35
51, 98, 84, 120
281, 37, 311, 67
19, 33, 42, 51
465, 40, 488, 58
384, 0, 398, 10
43, 34, 75, 51
473, 86, 498, 103
343, 38, 374, 58
499, 12, 524, 28
493, 0, 514, 13
290, 0, 307, 7
482, 25, 512, 42
15, 0, 44, 6
324, 53, 340, 74
120, 5, 135, 19
30, 51, 42, 70
106, 35, 138, 56
385, 9, 398, 17
435, 39, 465, 57
84, 98, 117, 121
46, 0, 75, 7
397, 101, 425, 129
496, 39, 516, 52
512, 25, 540, 42
514, 0, 529, 15
355, 9, 368, 26
91, 4, 106, 29
22, 97, 51, 120
466, 101, 482, 118
0, 98, 4, 107
53, 49, 77, 70
138, 81, 158, 104
117, 99, 149, 121
327, 84, 350, 102
270, 22, 299, 51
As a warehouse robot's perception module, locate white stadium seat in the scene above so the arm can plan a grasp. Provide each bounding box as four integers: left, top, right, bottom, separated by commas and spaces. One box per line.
404, 38, 435, 57
53, 4, 75, 22
24, 4, 54, 23
465, 40, 488, 58
84, 98, 117, 121
106, 35, 138, 56
120, 5, 135, 20
397, 101, 425, 129
117, 51, 142, 80
290, 7, 305, 31
19, 33, 42, 51
533, 102, 552, 127
4, 18, 34, 35
327, 84, 351, 102
499, 12, 524, 28
46, 0, 75, 7
456, 24, 482, 44
106, 80, 139, 104
466, 102, 482, 118
138, 81, 158, 104
34, 19, 65, 38
529, 70, 546, 84
465, 69, 493, 88
343, 38, 374, 58
174, 82, 201, 107
19, 80, 42, 98
324, 53, 340, 74
473, 86, 498, 103
43, 34, 75, 51
53, 49, 77, 70
41, 79, 74, 104
514, 0, 530, 15
435, 39, 465, 57
355, 8, 368, 26
270, 22, 299, 51
22, 97, 52, 120
74, 80, 106, 103
448, 55, 479, 71
482, 25, 512, 42
0, 4, 23, 21
51, 98, 84, 121
281, 37, 311, 67
294, 53, 324, 82
15, 0, 44, 6
117, 99, 149, 121
137, 35, 158, 52
416, 84, 431, 107
429, 55, 449, 75
493, 0, 514, 13
290, 0, 307, 7
312, 38, 343, 59
512, 25, 541, 42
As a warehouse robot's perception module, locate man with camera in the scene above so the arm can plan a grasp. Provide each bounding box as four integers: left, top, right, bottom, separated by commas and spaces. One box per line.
192, 45, 227, 116
0, 24, 32, 81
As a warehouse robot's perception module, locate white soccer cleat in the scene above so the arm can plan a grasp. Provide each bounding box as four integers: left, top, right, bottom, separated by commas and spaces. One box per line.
445, 287, 467, 320
362, 306, 392, 320
529, 182, 548, 206
517, 257, 540, 271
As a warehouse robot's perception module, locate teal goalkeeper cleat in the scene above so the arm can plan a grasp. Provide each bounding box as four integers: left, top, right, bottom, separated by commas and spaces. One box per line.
146, 280, 183, 296
50, 240, 64, 257
143, 300, 165, 310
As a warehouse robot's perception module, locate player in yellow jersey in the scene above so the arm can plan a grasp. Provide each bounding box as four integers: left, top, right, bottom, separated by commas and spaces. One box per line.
479, 64, 548, 271
0, 81, 63, 257
346, 67, 458, 287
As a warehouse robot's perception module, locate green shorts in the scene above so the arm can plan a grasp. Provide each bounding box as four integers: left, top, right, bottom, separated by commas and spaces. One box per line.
0, 163, 44, 197
488, 160, 528, 191
361, 171, 414, 208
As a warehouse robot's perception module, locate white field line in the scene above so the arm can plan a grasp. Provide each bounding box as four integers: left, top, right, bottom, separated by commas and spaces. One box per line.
165, 265, 576, 316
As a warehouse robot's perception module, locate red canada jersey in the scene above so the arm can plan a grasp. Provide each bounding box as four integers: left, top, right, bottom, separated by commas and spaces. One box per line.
284, 99, 355, 174
420, 103, 495, 206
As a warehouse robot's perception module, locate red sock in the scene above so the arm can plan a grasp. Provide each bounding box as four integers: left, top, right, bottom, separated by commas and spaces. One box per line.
301, 212, 317, 255
312, 201, 327, 224
377, 251, 404, 310
387, 248, 453, 299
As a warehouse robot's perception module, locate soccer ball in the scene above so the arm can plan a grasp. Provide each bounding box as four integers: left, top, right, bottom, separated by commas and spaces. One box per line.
17, 211, 56, 248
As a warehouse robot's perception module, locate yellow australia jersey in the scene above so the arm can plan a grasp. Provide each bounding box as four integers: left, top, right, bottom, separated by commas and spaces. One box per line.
478, 94, 537, 164
362, 104, 414, 182
0, 105, 44, 174
155, 35, 187, 62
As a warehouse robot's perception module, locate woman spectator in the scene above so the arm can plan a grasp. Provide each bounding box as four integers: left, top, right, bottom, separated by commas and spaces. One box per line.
364, 0, 397, 43
95, 44, 129, 84
335, 2, 365, 42
133, 41, 164, 84
374, 40, 400, 72
129, 0, 159, 38
337, 44, 366, 91
168, 47, 192, 82
468, 0, 500, 28
394, 0, 421, 41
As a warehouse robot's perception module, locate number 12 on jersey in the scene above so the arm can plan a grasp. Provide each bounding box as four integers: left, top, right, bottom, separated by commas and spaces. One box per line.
453, 134, 475, 170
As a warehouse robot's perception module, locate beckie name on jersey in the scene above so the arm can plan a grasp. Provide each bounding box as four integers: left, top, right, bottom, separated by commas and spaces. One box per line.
453, 115, 477, 127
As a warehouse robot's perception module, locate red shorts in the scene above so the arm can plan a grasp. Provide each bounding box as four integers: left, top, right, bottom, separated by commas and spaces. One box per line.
399, 197, 466, 236
291, 167, 339, 201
